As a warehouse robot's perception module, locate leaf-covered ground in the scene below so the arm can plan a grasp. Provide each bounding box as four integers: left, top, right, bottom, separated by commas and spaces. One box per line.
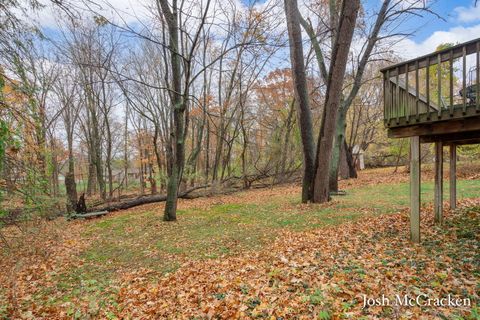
0, 167, 479, 319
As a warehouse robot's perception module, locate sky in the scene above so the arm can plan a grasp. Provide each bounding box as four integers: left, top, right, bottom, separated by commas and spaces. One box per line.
378, 0, 480, 58
33, 0, 480, 60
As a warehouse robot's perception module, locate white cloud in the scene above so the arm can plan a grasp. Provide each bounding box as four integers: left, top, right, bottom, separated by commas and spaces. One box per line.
393, 0, 432, 11
454, 4, 480, 23
29, 0, 151, 29
31, 0, 259, 36
392, 24, 480, 59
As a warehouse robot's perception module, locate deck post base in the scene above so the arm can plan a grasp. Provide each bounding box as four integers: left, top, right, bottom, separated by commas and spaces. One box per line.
434, 141, 443, 224
449, 144, 457, 210
410, 136, 421, 243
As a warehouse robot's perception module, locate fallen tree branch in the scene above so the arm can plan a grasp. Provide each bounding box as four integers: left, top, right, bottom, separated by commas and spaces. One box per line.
69, 211, 109, 220
86, 173, 302, 215
87, 184, 210, 213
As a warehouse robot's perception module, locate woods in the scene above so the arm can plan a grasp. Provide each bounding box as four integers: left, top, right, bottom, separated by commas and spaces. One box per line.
1, 0, 290, 218
1, 0, 441, 218
1, 0, 480, 318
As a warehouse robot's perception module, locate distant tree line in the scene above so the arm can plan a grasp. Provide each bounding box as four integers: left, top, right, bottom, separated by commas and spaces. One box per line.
0, 0, 439, 219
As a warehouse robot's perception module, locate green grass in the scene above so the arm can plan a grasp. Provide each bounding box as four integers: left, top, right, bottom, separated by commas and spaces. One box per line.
80, 179, 480, 270
345, 178, 480, 208
39, 178, 480, 312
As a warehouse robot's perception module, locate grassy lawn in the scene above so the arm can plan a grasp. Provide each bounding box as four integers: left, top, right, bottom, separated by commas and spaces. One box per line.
3, 174, 479, 317
345, 179, 480, 210
37, 179, 479, 310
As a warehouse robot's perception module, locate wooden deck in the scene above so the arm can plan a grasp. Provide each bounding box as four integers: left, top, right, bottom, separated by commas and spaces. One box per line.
381, 38, 480, 141
381, 38, 480, 243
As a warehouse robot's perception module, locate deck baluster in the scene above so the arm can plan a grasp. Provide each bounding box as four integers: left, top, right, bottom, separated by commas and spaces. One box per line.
437, 53, 442, 118
396, 67, 400, 124
386, 69, 391, 126
426, 57, 430, 120
415, 61, 419, 120
383, 72, 387, 123
477, 41, 479, 112
405, 64, 410, 122
463, 45, 467, 114
449, 49, 453, 116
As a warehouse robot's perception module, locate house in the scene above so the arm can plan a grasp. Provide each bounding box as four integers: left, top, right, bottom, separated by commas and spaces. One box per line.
111, 168, 142, 183
352, 145, 365, 170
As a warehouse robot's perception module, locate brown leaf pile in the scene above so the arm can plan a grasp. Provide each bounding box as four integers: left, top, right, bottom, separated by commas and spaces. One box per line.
1, 169, 479, 319
0, 219, 93, 317
112, 201, 479, 319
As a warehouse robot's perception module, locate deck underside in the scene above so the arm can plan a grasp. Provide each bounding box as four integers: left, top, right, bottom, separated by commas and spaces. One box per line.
386, 103, 480, 128
387, 104, 480, 141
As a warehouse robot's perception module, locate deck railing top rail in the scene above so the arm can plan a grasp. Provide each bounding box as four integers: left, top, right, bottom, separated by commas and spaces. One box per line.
380, 38, 480, 76
382, 37, 480, 130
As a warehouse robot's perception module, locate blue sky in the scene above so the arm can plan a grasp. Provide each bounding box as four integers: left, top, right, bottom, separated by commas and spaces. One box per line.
398, 0, 478, 42
242, 0, 480, 46
347, 0, 480, 58
35, 0, 480, 60
411, 0, 467, 42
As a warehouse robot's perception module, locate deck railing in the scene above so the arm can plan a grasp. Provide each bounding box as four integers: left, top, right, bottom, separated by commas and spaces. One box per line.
381, 38, 480, 128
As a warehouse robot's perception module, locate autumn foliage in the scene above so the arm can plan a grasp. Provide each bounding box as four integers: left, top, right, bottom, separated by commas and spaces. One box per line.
1, 168, 478, 318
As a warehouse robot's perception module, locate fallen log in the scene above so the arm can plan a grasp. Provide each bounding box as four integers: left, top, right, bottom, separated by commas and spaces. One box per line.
87, 185, 210, 213
70, 211, 108, 220
78, 173, 301, 217
329, 190, 347, 196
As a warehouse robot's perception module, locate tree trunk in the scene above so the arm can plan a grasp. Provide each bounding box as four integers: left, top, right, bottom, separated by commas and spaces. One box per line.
105, 117, 113, 199
86, 154, 96, 197
149, 162, 157, 194
205, 120, 210, 183
186, 114, 205, 186
159, 0, 186, 222
312, 0, 360, 203
345, 141, 357, 178
37, 102, 48, 192
153, 123, 166, 192
50, 140, 60, 197
328, 107, 346, 192
138, 137, 145, 195
146, 145, 157, 195
212, 57, 225, 184
279, 98, 295, 182
240, 96, 249, 188
284, 0, 316, 203
65, 135, 77, 212
92, 112, 106, 200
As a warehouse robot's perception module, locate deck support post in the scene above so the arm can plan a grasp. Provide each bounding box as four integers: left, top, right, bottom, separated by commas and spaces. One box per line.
434, 141, 443, 224
410, 136, 421, 243
449, 144, 457, 210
